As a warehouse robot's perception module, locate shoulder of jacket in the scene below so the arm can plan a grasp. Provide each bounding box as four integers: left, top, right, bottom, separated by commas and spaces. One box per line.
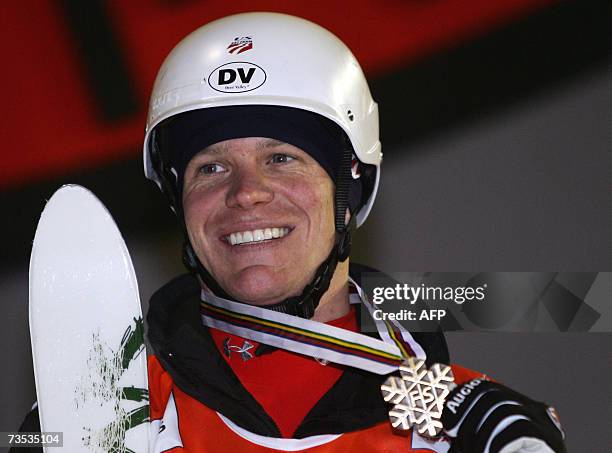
150, 273, 200, 305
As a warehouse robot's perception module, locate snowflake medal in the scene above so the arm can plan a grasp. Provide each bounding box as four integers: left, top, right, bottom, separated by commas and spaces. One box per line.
381, 357, 455, 438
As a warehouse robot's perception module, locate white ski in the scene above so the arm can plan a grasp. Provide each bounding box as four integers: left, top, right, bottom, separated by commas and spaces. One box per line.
29, 185, 149, 452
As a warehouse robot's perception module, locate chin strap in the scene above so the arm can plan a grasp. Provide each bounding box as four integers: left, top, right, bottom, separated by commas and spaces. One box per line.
263, 228, 351, 319
262, 143, 354, 318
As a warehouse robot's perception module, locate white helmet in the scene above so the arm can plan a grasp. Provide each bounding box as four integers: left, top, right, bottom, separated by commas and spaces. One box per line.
143, 12, 381, 226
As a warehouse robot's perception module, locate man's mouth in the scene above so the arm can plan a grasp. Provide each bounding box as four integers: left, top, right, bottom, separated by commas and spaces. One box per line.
225, 227, 291, 246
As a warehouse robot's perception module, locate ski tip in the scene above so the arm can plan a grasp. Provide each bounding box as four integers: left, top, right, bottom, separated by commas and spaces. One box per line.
37, 185, 100, 219
47, 184, 96, 203
29, 182, 140, 307
30, 184, 122, 260
37, 184, 110, 226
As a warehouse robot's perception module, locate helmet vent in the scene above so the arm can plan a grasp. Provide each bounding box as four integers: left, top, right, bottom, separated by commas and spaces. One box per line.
347, 110, 354, 121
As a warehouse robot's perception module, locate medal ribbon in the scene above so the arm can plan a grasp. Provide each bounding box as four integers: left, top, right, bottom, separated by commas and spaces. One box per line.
200, 279, 425, 375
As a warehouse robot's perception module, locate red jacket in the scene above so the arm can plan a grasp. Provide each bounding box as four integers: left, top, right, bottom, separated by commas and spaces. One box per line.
148, 355, 483, 452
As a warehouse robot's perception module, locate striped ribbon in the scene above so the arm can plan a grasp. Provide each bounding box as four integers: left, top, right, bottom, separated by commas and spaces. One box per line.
200, 279, 426, 375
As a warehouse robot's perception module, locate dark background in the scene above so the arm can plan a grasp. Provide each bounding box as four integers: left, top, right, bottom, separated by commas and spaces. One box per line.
2, 1, 611, 451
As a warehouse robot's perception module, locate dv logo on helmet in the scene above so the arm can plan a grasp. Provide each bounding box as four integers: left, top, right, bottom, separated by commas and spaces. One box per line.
208, 62, 266, 93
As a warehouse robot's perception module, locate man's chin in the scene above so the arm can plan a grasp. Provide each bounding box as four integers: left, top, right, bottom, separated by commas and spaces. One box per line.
220, 266, 300, 306
225, 288, 293, 307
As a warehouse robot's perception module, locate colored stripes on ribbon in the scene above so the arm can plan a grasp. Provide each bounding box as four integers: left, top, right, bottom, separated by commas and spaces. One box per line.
200, 292, 404, 375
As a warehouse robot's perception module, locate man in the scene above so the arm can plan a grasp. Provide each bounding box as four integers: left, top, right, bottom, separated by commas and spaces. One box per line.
16, 12, 566, 453
142, 12, 566, 452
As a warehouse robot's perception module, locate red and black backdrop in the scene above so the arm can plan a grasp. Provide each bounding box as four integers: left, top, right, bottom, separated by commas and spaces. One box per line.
2, 0, 611, 268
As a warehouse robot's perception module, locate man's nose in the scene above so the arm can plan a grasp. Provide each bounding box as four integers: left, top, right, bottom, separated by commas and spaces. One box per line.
226, 168, 274, 209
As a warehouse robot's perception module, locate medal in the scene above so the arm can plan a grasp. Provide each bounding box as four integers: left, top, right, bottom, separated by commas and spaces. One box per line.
381, 358, 455, 438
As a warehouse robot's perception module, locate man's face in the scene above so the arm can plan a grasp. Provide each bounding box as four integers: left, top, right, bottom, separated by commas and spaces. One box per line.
182, 137, 336, 306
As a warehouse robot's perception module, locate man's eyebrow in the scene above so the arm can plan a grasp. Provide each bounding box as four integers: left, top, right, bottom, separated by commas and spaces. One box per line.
197, 142, 229, 156
256, 138, 285, 149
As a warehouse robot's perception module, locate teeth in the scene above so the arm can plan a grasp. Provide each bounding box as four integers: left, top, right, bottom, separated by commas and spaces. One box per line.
227, 227, 290, 245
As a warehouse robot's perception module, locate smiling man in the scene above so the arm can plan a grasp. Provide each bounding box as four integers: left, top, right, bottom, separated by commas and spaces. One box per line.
140, 12, 567, 453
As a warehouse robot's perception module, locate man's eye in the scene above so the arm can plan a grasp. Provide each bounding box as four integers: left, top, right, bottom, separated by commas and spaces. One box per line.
198, 163, 226, 175
270, 154, 295, 164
